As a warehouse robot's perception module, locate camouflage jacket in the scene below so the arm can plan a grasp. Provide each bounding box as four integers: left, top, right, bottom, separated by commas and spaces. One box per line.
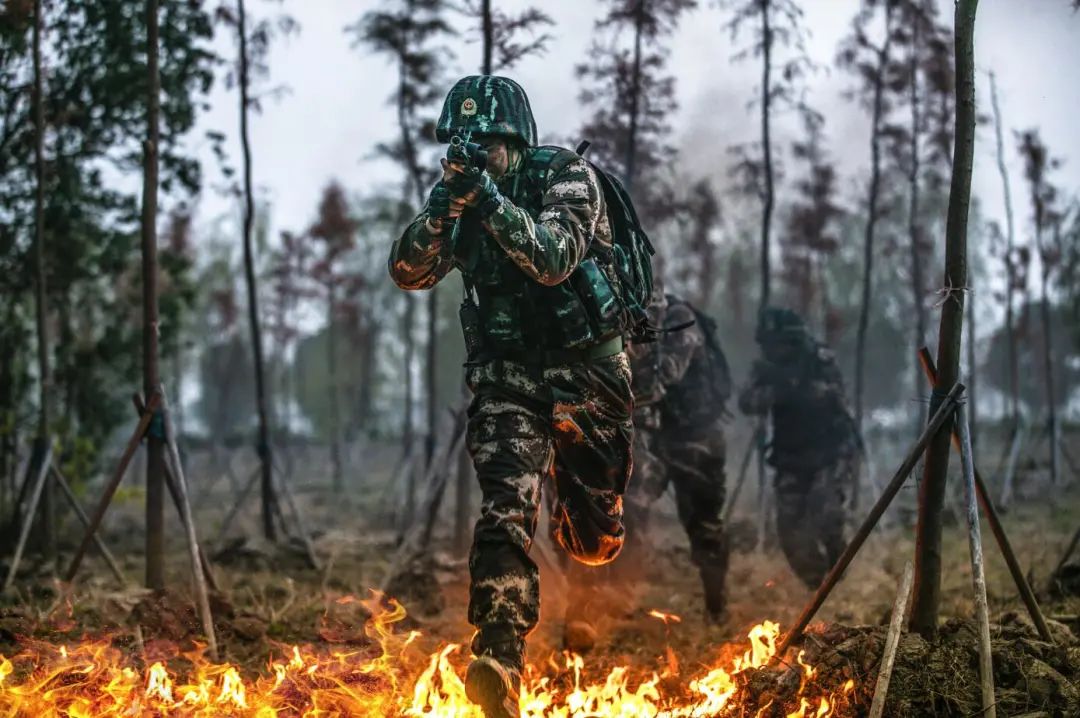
629, 294, 724, 436
738, 343, 858, 470
389, 146, 624, 359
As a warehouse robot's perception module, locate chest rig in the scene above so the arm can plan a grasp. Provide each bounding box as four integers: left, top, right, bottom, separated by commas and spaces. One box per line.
451, 146, 625, 365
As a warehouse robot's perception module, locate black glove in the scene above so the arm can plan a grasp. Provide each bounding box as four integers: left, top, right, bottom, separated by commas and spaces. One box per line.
443, 164, 504, 218
425, 183, 452, 231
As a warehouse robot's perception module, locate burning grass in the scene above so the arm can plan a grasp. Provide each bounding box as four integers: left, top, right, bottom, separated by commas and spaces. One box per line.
0, 591, 859, 717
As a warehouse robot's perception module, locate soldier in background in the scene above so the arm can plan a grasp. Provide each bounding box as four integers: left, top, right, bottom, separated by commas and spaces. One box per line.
623, 285, 731, 621
738, 308, 859, 590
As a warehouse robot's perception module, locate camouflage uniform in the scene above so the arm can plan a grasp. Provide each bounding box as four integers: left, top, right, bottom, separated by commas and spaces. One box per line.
738, 309, 859, 590
389, 76, 634, 681
623, 293, 729, 617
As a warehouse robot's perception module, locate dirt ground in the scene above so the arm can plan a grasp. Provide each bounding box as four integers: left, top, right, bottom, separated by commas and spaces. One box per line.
2, 431, 1080, 715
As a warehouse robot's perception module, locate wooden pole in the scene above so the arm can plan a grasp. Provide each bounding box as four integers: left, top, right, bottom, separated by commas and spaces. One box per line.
868, 560, 915, 718
957, 402, 996, 718
236, 0, 277, 542
910, 0, 980, 639
159, 387, 218, 659
3, 444, 52, 592
161, 462, 219, 593
773, 382, 963, 662
918, 347, 1054, 643
31, 0, 55, 567
998, 421, 1025, 509
51, 467, 126, 585
141, 0, 166, 591
65, 392, 160, 582
1052, 526, 1080, 581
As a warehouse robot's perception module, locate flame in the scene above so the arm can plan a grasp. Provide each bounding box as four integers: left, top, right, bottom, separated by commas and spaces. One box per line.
0, 591, 856, 717
646, 610, 682, 625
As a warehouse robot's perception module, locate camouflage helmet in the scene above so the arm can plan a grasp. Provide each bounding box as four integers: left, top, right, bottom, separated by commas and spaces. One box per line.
435, 75, 538, 147
755, 307, 808, 345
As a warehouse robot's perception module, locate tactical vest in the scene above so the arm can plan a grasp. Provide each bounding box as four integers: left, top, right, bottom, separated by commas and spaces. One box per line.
451, 146, 625, 363
768, 347, 858, 470
660, 298, 730, 434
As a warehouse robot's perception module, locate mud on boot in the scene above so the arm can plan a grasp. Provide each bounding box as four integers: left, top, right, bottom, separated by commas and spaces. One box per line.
465, 655, 521, 718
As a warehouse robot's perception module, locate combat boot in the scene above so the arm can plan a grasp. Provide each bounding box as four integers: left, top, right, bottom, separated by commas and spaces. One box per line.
465, 655, 521, 718
700, 565, 728, 624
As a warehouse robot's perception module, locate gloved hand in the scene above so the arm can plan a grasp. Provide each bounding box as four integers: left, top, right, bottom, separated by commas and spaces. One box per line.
425, 183, 452, 233
441, 157, 504, 218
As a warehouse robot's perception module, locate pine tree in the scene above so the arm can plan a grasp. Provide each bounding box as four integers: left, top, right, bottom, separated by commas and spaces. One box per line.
577, 0, 696, 223
722, 0, 812, 313
350, 1, 451, 483
837, 0, 903, 433
459, 0, 553, 74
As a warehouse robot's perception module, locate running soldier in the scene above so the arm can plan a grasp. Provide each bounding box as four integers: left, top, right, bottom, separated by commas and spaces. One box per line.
622, 286, 731, 621
738, 308, 860, 590
389, 76, 641, 718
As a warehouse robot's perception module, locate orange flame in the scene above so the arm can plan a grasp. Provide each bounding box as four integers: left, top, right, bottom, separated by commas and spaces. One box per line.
0, 591, 855, 717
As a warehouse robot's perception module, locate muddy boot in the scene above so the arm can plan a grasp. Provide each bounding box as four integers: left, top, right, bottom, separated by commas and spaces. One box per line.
700, 565, 728, 624
465, 655, 521, 718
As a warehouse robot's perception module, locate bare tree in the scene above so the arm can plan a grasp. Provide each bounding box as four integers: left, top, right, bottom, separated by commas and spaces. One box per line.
781, 106, 842, 331
989, 72, 1021, 428
723, 0, 811, 313
1017, 129, 1064, 487
460, 0, 553, 75
29, 0, 55, 563
141, 0, 166, 588
837, 0, 900, 433
909, 0, 979, 639
351, 0, 451, 516
578, 0, 695, 220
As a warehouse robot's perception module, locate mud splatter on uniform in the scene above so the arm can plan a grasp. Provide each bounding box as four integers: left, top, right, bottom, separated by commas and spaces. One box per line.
390, 131, 633, 673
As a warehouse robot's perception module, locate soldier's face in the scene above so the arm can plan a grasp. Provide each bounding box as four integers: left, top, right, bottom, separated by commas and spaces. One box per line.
762, 339, 797, 364
475, 135, 512, 179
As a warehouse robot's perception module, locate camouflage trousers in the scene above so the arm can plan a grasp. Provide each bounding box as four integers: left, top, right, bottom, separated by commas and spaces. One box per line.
619, 418, 728, 607
772, 453, 859, 589
464, 353, 634, 671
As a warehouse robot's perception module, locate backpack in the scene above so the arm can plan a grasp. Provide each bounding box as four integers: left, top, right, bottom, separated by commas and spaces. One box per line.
576, 141, 656, 342
686, 302, 733, 409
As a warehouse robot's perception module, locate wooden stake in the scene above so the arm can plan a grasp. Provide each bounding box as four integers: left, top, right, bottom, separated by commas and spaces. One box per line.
918, 348, 1053, 643
868, 560, 915, 718
215, 465, 260, 550
162, 462, 219, 593
50, 466, 125, 585
998, 421, 1025, 509
158, 386, 218, 660
3, 443, 52, 592
772, 383, 963, 662
957, 402, 996, 718
272, 466, 320, 570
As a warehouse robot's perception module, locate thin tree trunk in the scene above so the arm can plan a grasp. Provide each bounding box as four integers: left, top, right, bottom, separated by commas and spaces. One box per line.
142, 0, 166, 589
910, 0, 979, 639
908, 22, 927, 432
758, 0, 774, 313
238, 0, 276, 541
854, 5, 894, 434
989, 71, 1020, 428
1039, 265, 1058, 485
481, 0, 493, 75
327, 291, 343, 490
426, 293, 437, 465
967, 281, 977, 449
31, 0, 55, 565
624, 0, 644, 194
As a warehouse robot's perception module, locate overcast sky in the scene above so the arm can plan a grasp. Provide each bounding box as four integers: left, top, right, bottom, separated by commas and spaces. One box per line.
189, 0, 1079, 254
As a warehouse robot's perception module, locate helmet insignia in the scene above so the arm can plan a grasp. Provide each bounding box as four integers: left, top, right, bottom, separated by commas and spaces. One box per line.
460, 97, 478, 116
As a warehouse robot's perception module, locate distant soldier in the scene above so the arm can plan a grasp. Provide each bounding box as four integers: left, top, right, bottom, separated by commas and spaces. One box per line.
625, 287, 731, 620
389, 76, 648, 718
738, 308, 860, 590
